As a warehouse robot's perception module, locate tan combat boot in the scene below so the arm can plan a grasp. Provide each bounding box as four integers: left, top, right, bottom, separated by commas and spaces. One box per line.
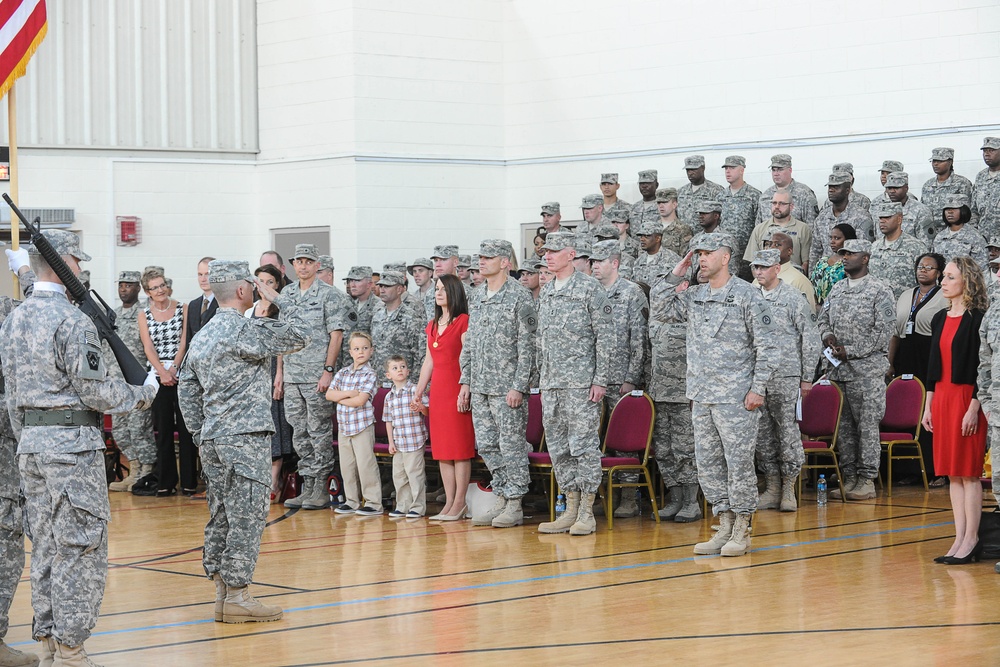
721, 513, 753, 556
613, 489, 639, 518
472, 494, 506, 526
212, 573, 226, 622
283, 476, 313, 509
657, 486, 682, 520
52, 643, 100, 667
829, 475, 856, 500
538, 491, 580, 534
570, 493, 597, 535
673, 484, 703, 523
222, 586, 283, 623
846, 477, 876, 500
492, 498, 523, 528
779, 476, 798, 512
757, 473, 781, 510
0, 639, 39, 666
694, 510, 734, 554
37, 638, 54, 667
108, 460, 138, 492
301, 477, 331, 510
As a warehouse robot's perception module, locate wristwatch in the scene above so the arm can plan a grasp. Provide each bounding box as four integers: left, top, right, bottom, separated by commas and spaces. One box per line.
323, 365, 335, 373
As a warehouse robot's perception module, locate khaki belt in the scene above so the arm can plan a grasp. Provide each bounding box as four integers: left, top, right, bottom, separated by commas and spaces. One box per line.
23, 410, 102, 428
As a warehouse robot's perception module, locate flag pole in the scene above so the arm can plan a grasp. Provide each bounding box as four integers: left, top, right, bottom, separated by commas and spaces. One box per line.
7, 82, 18, 295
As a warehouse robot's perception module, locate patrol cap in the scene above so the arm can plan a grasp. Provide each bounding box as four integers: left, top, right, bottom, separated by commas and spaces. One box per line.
600, 173, 619, 184
540, 202, 560, 215
636, 220, 664, 236
574, 234, 592, 258
539, 231, 576, 252
519, 258, 542, 273
930, 147, 955, 161
27, 230, 91, 262
383, 261, 406, 274
879, 160, 904, 173
655, 187, 678, 203
291, 244, 319, 261
318, 255, 335, 272
770, 154, 793, 168
144, 265, 165, 276
885, 171, 909, 187
592, 223, 620, 240
832, 162, 854, 174
987, 237, 1000, 249
722, 155, 746, 168
838, 239, 873, 255
605, 207, 629, 223
689, 232, 734, 253
469, 254, 480, 270
637, 169, 658, 183
590, 240, 620, 261
750, 249, 780, 267
943, 193, 970, 209
343, 266, 372, 281
478, 238, 514, 259
826, 172, 852, 186
456, 254, 472, 269
982, 137, 1000, 150
376, 271, 406, 287
872, 202, 903, 217
992, 256, 1000, 266
695, 200, 723, 214
407, 257, 433, 272
683, 155, 706, 169
118, 270, 141, 284
581, 193, 603, 209
430, 245, 459, 259
208, 259, 252, 284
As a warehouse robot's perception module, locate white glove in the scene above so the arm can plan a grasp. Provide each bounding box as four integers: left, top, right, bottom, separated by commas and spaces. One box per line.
5, 248, 28, 273
143, 368, 160, 388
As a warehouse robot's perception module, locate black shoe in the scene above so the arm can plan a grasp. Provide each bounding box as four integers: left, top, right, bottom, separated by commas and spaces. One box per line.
933, 555, 950, 563
156, 488, 177, 497
942, 541, 981, 565
181, 488, 198, 497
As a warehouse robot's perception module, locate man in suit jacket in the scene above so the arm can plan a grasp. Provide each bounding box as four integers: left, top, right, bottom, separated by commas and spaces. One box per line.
187, 256, 218, 342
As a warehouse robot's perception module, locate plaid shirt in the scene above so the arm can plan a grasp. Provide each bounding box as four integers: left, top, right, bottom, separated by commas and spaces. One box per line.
383, 382, 429, 452
331, 363, 378, 436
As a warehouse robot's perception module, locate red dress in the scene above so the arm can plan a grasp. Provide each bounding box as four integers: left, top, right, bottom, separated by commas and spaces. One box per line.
931, 315, 987, 476
425, 314, 476, 460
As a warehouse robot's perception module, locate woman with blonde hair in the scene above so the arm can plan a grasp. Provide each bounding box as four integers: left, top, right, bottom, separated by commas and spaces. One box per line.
922, 256, 988, 564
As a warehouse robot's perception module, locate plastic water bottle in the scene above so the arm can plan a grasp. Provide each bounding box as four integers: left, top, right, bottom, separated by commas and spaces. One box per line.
816, 475, 827, 506
555, 493, 566, 516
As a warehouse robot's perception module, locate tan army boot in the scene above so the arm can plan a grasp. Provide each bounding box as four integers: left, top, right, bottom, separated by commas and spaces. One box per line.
779, 476, 798, 512
570, 493, 597, 535
37, 638, 54, 667
538, 491, 580, 534
0, 639, 39, 666
283, 476, 313, 509
108, 460, 138, 492
52, 642, 100, 667
212, 573, 226, 622
846, 477, 877, 500
673, 484, 703, 523
613, 489, 639, 518
472, 494, 506, 526
492, 498, 523, 528
694, 510, 734, 554
301, 477, 331, 510
657, 486, 682, 520
757, 473, 781, 510
222, 586, 283, 623
721, 513, 753, 556
829, 475, 856, 500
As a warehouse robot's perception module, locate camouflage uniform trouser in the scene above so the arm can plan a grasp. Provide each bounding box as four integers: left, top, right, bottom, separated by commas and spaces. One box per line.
0, 436, 23, 639
605, 385, 639, 484
653, 401, 697, 488
755, 376, 805, 479
992, 425, 1000, 506
692, 402, 760, 515
201, 434, 270, 588
111, 407, 156, 464
283, 382, 335, 480
836, 377, 885, 480
471, 393, 529, 499
542, 387, 603, 493
20, 449, 109, 646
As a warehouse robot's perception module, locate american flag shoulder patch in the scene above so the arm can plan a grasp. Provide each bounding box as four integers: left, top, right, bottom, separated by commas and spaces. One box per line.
84, 330, 101, 348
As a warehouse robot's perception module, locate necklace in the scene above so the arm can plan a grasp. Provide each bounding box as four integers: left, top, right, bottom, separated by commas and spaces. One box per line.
152, 301, 173, 314
433, 317, 450, 348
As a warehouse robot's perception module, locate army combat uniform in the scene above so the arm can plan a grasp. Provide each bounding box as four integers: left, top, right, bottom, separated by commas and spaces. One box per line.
371, 273, 427, 381
869, 232, 928, 300
973, 137, 1000, 241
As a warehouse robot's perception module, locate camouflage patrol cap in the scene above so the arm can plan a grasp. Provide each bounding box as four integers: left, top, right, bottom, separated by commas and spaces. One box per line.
655, 187, 678, 202
982, 137, 1000, 150
407, 257, 433, 272
383, 261, 406, 273
605, 207, 630, 223
943, 193, 971, 209
721, 155, 746, 168
930, 147, 954, 161
986, 237, 1000, 249
581, 193, 603, 209
695, 200, 723, 214
690, 232, 734, 253
826, 172, 853, 186
750, 249, 780, 267
539, 231, 576, 252
872, 202, 903, 217
469, 255, 480, 270
208, 259, 252, 284
430, 245, 459, 259
590, 240, 620, 262
879, 160, 904, 173
636, 220, 664, 236
838, 239, 873, 256
637, 169, 658, 183
574, 234, 592, 258
118, 271, 141, 284
520, 258, 545, 273
344, 266, 372, 281
683, 155, 706, 169
593, 223, 620, 240
540, 202, 560, 215
832, 162, 854, 174
144, 265, 165, 278
600, 173, 619, 184
457, 255, 473, 268
27, 230, 91, 262
478, 238, 514, 259
292, 243, 319, 261
770, 154, 793, 168
885, 171, 909, 187
318, 255, 335, 272
376, 271, 406, 287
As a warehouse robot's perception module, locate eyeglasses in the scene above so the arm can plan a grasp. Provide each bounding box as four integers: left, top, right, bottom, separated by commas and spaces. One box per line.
916, 265, 939, 272
148, 284, 167, 292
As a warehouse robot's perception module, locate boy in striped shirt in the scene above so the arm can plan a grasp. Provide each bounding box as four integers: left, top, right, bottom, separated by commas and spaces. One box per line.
383, 355, 429, 518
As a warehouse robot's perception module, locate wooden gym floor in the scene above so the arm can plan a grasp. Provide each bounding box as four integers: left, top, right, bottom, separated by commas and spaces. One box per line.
4, 485, 998, 666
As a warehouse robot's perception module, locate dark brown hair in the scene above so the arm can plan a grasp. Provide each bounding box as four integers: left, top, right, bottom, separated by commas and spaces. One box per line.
434, 274, 468, 323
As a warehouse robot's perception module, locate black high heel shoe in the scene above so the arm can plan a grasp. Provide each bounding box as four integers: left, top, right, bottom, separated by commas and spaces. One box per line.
941, 541, 981, 565
933, 555, 951, 563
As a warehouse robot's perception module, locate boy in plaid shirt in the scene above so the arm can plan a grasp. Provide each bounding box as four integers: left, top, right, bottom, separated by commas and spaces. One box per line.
383, 355, 429, 518
325, 332, 383, 515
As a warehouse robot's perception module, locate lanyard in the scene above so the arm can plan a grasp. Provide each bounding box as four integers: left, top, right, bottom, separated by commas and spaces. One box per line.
909, 286, 938, 321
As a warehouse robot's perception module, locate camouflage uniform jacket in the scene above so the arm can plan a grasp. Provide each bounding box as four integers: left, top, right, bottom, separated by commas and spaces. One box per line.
603, 277, 649, 387
661, 274, 779, 403
178, 298, 309, 442
352, 295, 377, 335
809, 202, 876, 269
280, 279, 356, 382
817, 275, 895, 381
629, 199, 659, 230
0, 289, 157, 452
647, 277, 688, 403
932, 224, 990, 274
633, 247, 680, 288
721, 182, 762, 257
661, 219, 694, 259
420, 286, 436, 322
759, 281, 822, 379
977, 303, 1000, 417
757, 180, 819, 226
972, 168, 1000, 241
869, 233, 928, 299
402, 290, 427, 324
678, 180, 726, 233
103, 302, 147, 379
371, 302, 426, 382
821, 189, 871, 212
537, 271, 614, 390
459, 278, 536, 395
922, 172, 975, 227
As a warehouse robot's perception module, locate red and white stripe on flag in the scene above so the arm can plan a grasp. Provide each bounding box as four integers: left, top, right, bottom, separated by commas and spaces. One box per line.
0, 0, 46, 100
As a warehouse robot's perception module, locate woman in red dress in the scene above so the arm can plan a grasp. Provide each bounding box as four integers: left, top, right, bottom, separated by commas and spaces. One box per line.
413, 274, 476, 521
922, 256, 988, 564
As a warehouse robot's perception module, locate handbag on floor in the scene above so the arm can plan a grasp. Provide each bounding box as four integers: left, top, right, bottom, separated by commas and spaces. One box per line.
979, 506, 1000, 560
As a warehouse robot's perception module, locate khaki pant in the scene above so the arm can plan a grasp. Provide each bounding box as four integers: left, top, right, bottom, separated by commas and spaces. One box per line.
339, 425, 382, 511
392, 449, 427, 515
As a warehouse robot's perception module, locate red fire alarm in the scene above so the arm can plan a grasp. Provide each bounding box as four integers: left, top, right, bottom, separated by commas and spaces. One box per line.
116, 216, 142, 246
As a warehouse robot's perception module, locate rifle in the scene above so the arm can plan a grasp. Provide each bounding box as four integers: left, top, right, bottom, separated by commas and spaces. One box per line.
3, 194, 148, 385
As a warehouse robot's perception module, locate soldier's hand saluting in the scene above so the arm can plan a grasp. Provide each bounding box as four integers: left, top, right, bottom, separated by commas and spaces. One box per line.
253, 275, 280, 304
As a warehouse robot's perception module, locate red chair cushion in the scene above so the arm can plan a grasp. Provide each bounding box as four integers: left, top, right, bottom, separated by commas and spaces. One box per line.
600, 456, 641, 467
880, 432, 915, 442
527, 452, 552, 464
802, 440, 832, 450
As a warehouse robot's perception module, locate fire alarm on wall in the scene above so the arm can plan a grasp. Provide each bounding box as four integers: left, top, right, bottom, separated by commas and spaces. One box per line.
116, 216, 141, 246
